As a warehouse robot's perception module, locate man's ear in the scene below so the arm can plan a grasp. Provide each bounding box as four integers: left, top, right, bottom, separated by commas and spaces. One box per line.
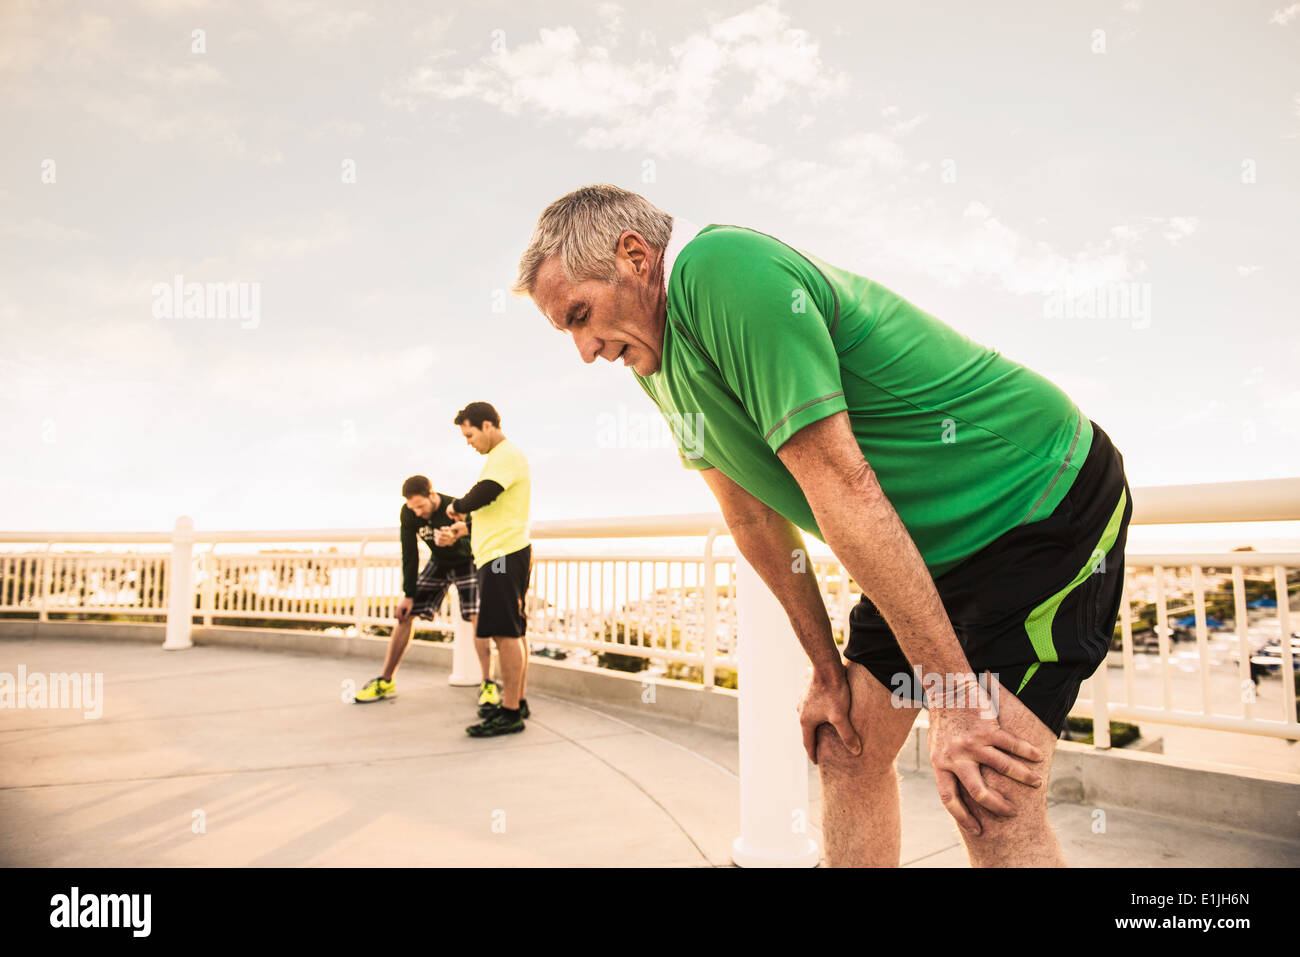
619, 230, 649, 275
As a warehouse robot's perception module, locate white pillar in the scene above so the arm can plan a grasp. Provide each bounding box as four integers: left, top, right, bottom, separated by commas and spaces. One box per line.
732, 553, 820, 867
163, 516, 195, 651
447, 586, 480, 686
702, 528, 719, 690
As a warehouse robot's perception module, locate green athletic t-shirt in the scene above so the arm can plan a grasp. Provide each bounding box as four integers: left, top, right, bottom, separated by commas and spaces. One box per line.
633, 224, 1093, 579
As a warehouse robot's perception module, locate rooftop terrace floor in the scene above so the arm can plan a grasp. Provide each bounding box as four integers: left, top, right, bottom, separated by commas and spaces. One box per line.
1, 638, 1297, 867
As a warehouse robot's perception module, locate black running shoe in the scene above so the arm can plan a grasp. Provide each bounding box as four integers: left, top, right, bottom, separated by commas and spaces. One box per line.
466, 709, 525, 737
478, 700, 530, 720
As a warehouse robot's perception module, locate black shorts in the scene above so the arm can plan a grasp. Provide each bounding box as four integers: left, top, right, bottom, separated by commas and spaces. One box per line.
410, 559, 478, 621
844, 419, 1134, 736
475, 544, 532, 638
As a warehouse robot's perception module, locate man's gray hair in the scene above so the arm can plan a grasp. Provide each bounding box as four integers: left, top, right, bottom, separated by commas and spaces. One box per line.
511, 184, 673, 296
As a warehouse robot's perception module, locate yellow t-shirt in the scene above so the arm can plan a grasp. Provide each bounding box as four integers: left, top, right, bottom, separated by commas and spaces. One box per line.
470, 438, 531, 564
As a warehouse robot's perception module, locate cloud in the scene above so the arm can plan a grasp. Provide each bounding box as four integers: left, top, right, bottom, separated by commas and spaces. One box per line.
0, 218, 95, 244
264, 1, 375, 42
315, 118, 366, 138
135, 0, 211, 11
383, 1, 1178, 297
386, 1, 845, 171
81, 87, 253, 150
1269, 3, 1300, 24
129, 62, 226, 85
834, 132, 908, 171
750, 148, 1207, 295
206, 344, 437, 406
1161, 216, 1199, 245
886, 112, 929, 137
391, 25, 658, 119
386, 1, 1199, 298
0, 4, 113, 74
237, 213, 352, 261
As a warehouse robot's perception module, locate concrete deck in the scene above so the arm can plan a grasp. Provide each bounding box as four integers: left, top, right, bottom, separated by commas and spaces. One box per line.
2, 637, 1298, 867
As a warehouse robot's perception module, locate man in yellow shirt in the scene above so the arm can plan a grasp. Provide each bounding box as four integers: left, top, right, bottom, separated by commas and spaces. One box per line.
445, 401, 534, 737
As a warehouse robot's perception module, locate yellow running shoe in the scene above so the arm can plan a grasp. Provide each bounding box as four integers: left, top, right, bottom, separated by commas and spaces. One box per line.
354, 676, 396, 703
477, 680, 501, 708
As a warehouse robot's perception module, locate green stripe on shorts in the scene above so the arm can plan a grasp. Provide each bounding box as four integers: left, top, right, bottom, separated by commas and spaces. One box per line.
1017, 487, 1128, 695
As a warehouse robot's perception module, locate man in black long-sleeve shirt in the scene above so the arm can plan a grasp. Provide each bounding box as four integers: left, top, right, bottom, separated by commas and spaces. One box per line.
354, 475, 496, 704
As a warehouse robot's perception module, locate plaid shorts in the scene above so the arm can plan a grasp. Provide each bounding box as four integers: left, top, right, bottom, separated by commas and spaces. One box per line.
410, 559, 478, 621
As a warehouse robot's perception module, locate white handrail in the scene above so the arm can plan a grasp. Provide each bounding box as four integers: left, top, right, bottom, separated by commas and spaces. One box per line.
1, 473, 1298, 544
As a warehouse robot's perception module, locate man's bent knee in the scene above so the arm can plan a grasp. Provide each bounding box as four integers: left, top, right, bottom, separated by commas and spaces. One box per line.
956, 681, 1059, 843
815, 722, 898, 775
962, 763, 1052, 836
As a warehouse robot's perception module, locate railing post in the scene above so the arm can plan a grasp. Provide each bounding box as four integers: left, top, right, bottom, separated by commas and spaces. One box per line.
1154, 565, 1171, 709
702, 528, 719, 690
448, 584, 480, 686
1119, 571, 1135, 706
1232, 565, 1251, 719
1092, 660, 1111, 749
1276, 564, 1297, 734
202, 546, 215, 627
353, 539, 369, 635
1191, 564, 1210, 713
163, 516, 195, 651
732, 553, 819, 868
38, 542, 52, 622
1091, 559, 1116, 748
838, 561, 852, 645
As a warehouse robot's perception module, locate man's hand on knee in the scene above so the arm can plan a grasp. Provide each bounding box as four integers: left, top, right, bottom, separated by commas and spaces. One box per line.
798, 663, 862, 764
927, 673, 1044, 835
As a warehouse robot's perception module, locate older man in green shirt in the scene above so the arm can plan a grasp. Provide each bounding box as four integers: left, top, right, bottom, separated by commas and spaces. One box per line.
512, 184, 1132, 867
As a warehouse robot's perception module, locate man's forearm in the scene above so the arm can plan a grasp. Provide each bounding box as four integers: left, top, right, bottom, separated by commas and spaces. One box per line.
453, 480, 503, 514
726, 512, 843, 679
401, 531, 417, 598
811, 467, 975, 692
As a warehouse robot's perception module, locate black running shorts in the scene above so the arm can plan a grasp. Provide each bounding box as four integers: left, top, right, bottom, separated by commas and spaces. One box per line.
844, 420, 1134, 736
475, 544, 532, 639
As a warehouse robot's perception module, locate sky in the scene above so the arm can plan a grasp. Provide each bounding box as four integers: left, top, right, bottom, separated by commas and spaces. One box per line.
1, 0, 1298, 552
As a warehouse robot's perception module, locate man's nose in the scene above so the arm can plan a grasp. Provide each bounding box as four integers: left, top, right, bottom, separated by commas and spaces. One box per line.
574, 330, 601, 364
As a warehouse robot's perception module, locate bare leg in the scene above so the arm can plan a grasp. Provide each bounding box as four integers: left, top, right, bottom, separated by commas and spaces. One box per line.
817, 661, 920, 867
953, 673, 1065, 867
472, 615, 493, 683
519, 634, 529, 700
494, 638, 524, 710
380, 615, 414, 681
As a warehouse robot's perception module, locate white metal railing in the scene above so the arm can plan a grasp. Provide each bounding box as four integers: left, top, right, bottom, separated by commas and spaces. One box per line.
1070, 553, 1298, 744
0, 536, 866, 680
2, 478, 1298, 744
